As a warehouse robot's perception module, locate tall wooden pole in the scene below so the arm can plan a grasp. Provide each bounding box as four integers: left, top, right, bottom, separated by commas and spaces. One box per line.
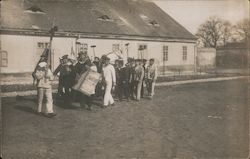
48, 26, 58, 71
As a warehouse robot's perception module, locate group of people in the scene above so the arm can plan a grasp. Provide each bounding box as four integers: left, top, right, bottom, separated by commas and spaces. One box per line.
33, 51, 158, 117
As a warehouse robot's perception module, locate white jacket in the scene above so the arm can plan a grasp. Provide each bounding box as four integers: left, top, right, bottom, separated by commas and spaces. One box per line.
102, 64, 116, 83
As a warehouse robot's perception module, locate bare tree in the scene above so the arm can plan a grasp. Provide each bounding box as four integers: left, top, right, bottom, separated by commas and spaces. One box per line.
196, 16, 233, 48
235, 18, 249, 42
221, 21, 233, 46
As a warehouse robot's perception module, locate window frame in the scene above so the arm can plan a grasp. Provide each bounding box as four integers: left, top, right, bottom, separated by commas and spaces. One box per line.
76, 42, 88, 53
182, 46, 188, 61
138, 44, 148, 59
0, 50, 8, 67
37, 42, 49, 49
112, 44, 120, 52
163, 45, 168, 61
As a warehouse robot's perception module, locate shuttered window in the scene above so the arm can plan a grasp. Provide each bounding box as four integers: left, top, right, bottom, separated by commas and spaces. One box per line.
163, 45, 168, 61
182, 46, 187, 61
0, 51, 8, 67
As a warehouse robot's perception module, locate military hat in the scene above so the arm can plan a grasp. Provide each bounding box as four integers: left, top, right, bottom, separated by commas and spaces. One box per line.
61, 55, 68, 59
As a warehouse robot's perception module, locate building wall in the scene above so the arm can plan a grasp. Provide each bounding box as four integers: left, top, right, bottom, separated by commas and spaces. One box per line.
216, 48, 248, 68
1, 34, 196, 74
197, 48, 216, 67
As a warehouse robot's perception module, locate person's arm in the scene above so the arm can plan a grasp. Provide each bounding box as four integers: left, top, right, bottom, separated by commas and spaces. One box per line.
46, 68, 54, 81
140, 67, 144, 81
53, 64, 61, 76
153, 66, 158, 82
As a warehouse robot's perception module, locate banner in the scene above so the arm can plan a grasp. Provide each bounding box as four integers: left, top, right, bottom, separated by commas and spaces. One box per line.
72, 69, 101, 96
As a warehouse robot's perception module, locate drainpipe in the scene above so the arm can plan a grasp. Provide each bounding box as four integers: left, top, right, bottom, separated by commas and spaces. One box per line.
194, 44, 197, 74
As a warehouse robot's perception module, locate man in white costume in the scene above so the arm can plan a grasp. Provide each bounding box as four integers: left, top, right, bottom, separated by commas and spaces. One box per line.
146, 58, 158, 99
102, 56, 116, 107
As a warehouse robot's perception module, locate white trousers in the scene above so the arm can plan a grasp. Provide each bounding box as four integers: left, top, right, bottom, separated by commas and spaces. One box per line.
151, 82, 156, 96
37, 88, 54, 113
104, 81, 114, 106
136, 80, 143, 100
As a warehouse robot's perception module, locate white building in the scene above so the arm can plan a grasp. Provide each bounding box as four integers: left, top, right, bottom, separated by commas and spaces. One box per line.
1, 0, 197, 75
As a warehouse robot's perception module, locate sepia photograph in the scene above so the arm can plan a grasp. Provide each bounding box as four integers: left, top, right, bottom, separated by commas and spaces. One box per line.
0, 0, 249, 158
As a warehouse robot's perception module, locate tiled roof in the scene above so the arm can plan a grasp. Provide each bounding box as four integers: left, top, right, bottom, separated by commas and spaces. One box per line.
1, 0, 196, 40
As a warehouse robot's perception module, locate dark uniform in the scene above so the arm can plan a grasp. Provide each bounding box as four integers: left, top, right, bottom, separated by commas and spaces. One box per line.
132, 59, 144, 101
53, 55, 74, 102
141, 59, 147, 98
93, 59, 103, 98
127, 58, 136, 100
119, 65, 130, 101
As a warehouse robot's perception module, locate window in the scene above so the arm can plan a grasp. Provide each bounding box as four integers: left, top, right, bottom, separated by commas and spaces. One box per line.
182, 46, 187, 61
112, 44, 120, 52
97, 15, 113, 22
0, 51, 8, 67
24, 6, 46, 14
37, 42, 49, 49
139, 14, 160, 27
138, 44, 148, 59
76, 42, 88, 54
163, 45, 168, 61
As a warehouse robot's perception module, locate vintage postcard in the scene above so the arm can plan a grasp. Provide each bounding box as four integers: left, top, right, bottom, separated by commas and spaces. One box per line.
0, 0, 249, 158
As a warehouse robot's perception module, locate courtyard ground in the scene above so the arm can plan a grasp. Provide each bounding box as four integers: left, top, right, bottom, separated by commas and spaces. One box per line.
1, 79, 249, 159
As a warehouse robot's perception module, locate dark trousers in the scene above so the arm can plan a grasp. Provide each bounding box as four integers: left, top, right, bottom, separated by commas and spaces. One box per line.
141, 81, 144, 98
72, 90, 93, 107
117, 82, 130, 100
129, 81, 136, 99
58, 77, 64, 95
80, 94, 94, 107
95, 82, 103, 98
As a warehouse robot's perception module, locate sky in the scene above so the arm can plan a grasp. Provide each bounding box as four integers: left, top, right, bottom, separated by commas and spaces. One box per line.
154, 0, 249, 34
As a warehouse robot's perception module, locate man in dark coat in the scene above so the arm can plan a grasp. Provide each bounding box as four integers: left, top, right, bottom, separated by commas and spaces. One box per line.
118, 60, 130, 101
128, 58, 136, 100
141, 59, 147, 98
53, 55, 74, 102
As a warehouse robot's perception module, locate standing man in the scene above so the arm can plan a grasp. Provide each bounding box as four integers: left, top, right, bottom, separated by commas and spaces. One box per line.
141, 59, 147, 98
73, 52, 92, 108
102, 56, 116, 107
133, 59, 144, 101
128, 58, 136, 100
53, 55, 74, 102
34, 62, 56, 117
146, 58, 158, 99
116, 59, 126, 101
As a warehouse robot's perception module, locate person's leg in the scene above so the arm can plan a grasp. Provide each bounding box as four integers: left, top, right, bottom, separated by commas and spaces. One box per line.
108, 81, 114, 105
37, 88, 44, 113
104, 81, 112, 106
58, 76, 64, 96
124, 82, 130, 101
133, 81, 138, 100
109, 90, 115, 105
117, 84, 123, 101
148, 80, 152, 96
128, 82, 133, 99
136, 81, 142, 101
45, 88, 54, 113
141, 81, 144, 98
87, 95, 94, 108
151, 81, 156, 97
79, 93, 86, 107
146, 80, 151, 96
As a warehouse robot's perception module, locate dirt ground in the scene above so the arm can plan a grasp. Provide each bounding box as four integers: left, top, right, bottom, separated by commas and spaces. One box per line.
2, 79, 249, 159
